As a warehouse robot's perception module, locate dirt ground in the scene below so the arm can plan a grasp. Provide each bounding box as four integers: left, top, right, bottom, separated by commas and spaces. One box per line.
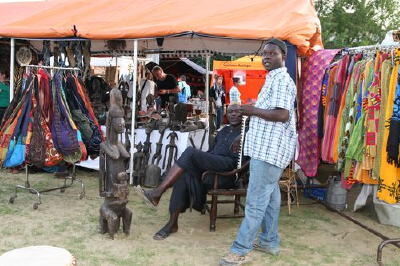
0, 168, 399, 266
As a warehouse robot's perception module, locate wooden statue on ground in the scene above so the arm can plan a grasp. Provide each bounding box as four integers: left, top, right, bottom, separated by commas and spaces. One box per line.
162, 132, 179, 171
133, 142, 145, 186
99, 88, 132, 239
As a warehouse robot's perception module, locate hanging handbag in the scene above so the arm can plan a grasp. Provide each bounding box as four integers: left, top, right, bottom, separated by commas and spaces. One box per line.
0, 77, 34, 162
4, 85, 33, 167
28, 78, 47, 167
51, 74, 80, 156
71, 109, 93, 141
4, 137, 26, 168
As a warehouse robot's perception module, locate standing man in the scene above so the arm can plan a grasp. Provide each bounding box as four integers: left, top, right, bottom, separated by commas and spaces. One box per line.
229, 77, 241, 105
210, 75, 226, 129
152, 66, 180, 108
220, 38, 297, 265
0, 69, 10, 122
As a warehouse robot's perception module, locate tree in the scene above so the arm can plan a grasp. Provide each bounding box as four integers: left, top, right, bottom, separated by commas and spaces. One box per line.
315, 0, 400, 48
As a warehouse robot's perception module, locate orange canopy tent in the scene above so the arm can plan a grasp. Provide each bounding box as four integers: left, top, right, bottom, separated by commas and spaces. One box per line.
213, 57, 267, 104
0, 0, 322, 56
0, 0, 323, 183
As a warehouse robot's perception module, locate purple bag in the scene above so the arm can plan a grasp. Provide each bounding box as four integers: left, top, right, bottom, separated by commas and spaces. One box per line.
51, 74, 80, 156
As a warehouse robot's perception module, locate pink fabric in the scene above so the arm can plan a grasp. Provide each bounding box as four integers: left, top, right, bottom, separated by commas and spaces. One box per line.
321, 55, 350, 162
297, 49, 339, 177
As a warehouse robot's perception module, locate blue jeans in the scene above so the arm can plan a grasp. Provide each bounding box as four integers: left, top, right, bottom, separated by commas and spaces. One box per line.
216, 106, 224, 129
230, 159, 283, 255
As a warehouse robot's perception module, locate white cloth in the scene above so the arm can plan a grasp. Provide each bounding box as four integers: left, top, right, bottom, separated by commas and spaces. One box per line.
132, 79, 155, 112
244, 67, 297, 169
76, 127, 209, 173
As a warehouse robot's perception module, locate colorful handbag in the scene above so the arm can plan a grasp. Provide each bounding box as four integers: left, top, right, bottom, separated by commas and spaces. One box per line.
51, 74, 80, 156
4, 137, 26, 168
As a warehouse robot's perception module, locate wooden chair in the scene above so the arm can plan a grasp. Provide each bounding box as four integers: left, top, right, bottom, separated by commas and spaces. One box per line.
201, 160, 250, 232
279, 161, 299, 215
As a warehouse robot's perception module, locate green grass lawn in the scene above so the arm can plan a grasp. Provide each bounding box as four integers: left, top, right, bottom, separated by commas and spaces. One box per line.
0, 168, 399, 265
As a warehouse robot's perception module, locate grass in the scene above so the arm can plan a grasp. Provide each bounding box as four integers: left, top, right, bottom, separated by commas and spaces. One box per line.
0, 168, 399, 265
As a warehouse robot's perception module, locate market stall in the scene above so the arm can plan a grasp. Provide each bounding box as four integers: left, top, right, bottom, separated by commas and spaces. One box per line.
0, 0, 322, 186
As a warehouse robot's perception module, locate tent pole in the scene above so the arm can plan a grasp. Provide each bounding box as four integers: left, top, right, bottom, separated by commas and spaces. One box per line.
129, 40, 138, 185
205, 54, 210, 130
9, 38, 15, 102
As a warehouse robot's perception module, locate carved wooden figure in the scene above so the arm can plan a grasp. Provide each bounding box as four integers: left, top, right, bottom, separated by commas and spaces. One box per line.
162, 132, 179, 170
133, 142, 145, 185
99, 88, 132, 239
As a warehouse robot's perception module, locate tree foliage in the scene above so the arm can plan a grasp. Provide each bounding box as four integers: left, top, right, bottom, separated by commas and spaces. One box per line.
315, 0, 400, 48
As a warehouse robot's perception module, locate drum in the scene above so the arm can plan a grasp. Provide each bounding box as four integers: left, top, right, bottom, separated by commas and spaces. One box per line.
0, 245, 76, 266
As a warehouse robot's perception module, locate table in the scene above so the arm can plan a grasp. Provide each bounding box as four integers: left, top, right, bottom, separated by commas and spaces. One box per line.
77, 127, 209, 172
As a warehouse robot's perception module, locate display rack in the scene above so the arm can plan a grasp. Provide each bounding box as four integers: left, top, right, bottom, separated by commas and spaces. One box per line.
9, 164, 85, 209
7, 64, 85, 209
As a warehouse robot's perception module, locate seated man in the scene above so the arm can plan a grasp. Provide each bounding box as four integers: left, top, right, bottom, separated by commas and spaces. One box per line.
142, 104, 243, 240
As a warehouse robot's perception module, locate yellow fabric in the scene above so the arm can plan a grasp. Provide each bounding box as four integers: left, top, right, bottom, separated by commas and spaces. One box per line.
374, 60, 393, 177
377, 54, 400, 204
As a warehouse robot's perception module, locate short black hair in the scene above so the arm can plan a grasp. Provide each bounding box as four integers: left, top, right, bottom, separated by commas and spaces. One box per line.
265, 38, 287, 56
0, 69, 9, 79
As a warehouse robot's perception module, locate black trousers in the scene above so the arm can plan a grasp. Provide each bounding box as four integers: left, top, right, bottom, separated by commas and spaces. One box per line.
169, 147, 236, 213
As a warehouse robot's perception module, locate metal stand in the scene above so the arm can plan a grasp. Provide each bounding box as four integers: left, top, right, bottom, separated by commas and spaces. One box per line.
377, 238, 400, 266
8, 164, 85, 209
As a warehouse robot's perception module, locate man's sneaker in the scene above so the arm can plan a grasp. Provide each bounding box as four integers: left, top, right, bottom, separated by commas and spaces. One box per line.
253, 243, 280, 256
219, 252, 250, 265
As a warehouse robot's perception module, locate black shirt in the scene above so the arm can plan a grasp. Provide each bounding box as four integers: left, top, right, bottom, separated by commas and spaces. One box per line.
155, 74, 178, 107
210, 125, 241, 160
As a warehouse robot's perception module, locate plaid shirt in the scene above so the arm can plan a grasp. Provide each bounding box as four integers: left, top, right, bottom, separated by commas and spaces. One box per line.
244, 67, 297, 169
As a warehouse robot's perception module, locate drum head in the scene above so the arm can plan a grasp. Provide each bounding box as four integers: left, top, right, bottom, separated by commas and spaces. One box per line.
0, 245, 76, 266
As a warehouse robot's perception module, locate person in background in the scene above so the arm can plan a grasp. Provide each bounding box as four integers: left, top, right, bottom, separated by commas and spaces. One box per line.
152, 66, 180, 108
196, 90, 205, 100
210, 75, 226, 129
229, 77, 241, 105
136, 71, 156, 112
220, 38, 297, 265
0, 69, 10, 122
178, 75, 191, 103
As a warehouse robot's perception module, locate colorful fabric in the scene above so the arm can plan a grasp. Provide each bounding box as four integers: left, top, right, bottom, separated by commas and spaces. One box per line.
386, 71, 400, 166
297, 49, 339, 177
373, 59, 393, 177
377, 50, 400, 204
337, 59, 364, 171
321, 55, 350, 163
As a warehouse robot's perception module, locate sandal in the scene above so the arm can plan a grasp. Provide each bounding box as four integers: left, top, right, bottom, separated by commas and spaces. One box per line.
133, 186, 157, 208
153, 229, 170, 240
153, 227, 177, 240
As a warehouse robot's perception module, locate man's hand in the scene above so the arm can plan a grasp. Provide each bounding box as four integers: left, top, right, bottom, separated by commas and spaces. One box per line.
230, 135, 242, 154
240, 104, 257, 116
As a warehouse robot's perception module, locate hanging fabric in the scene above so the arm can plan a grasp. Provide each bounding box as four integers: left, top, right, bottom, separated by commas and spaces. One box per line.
377, 49, 400, 203
297, 49, 339, 177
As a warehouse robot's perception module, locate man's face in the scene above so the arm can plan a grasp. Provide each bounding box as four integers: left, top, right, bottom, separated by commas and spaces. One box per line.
217, 77, 223, 86
152, 70, 164, 81
262, 44, 284, 71
227, 105, 242, 126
